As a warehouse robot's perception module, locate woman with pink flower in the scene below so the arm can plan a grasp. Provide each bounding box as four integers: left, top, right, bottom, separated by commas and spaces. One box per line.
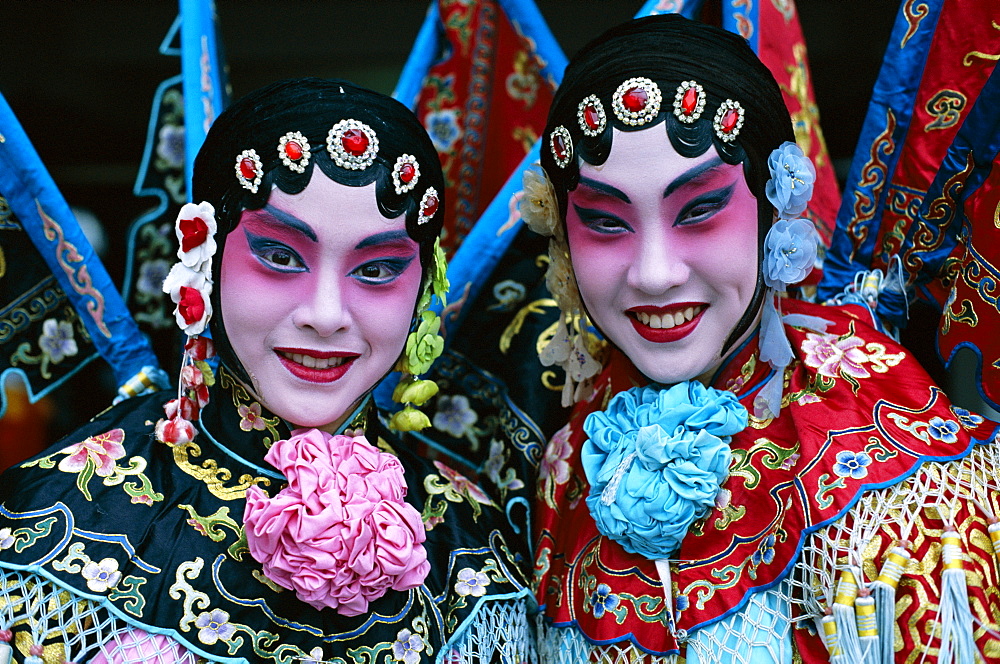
0, 79, 531, 664
522, 15, 1000, 664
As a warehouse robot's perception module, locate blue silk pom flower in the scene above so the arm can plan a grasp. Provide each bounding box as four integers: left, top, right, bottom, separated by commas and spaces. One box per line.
763, 217, 818, 289
581, 382, 748, 560
765, 141, 816, 218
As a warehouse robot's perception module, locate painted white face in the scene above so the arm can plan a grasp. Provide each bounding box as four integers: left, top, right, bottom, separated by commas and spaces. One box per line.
220, 174, 422, 432
565, 126, 761, 385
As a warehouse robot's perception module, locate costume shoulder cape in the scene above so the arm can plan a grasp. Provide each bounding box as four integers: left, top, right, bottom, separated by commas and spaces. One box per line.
534, 300, 999, 655
0, 374, 531, 663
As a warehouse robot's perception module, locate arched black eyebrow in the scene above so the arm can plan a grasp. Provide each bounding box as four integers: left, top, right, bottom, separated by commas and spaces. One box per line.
577, 177, 631, 204
355, 229, 411, 250
261, 205, 317, 242
663, 156, 726, 198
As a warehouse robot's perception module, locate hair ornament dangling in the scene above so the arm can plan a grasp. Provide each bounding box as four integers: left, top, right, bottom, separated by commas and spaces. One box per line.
754, 141, 825, 419
520, 165, 561, 239
392, 154, 420, 195
577, 95, 607, 137
549, 125, 573, 169
235, 149, 263, 193
157, 201, 220, 444
326, 118, 379, 170
612, 77, 662, 126
390, 237, 449, 432
672, 80, 705, 123
418, 187, 440, 225
277, 131, 311, 173
713, 99, 744, 142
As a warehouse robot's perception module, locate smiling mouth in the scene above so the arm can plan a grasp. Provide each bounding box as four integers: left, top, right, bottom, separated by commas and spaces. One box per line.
274, 348, 358, 383
627, 304, 707, 342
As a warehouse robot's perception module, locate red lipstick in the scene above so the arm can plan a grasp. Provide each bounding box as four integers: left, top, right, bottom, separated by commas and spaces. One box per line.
627, 304, 706, 343
274, 347, 357, 383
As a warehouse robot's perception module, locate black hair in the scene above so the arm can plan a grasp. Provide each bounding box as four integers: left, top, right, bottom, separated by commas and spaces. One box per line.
539, 14, 794, 353
192, 77, 445, 384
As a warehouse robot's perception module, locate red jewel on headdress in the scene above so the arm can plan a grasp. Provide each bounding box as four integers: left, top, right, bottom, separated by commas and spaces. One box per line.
341, 128, 369, 156
419, 187, 439, 225
235, 149, 263, 193
549, 125, 573, 169
392, 154, 421, 195
326, 119, 379, 170
622, 87, 648, 113
577, 94, 607, 137
239, 158, 256, 180
278, 131, 311, 173
672, 81, 705, 124
612, 77, 661, 127
713, 99, 745, 142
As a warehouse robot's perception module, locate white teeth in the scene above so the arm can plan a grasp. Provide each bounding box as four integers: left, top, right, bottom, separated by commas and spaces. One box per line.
302, 355, 318, 368
662, 314, 675, 329
684, 307, 694, 321
649, 314, 661, 329
673, 312, 685, 326
280, 351, 348, 369
292, 353, 304, 365
638, 312, 650, 325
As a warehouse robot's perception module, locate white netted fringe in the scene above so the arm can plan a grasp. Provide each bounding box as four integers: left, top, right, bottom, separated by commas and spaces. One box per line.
790, 442, 1000, 664
0, 569, 197, 664
536, 579, 798, 664
447, 598, 533, 663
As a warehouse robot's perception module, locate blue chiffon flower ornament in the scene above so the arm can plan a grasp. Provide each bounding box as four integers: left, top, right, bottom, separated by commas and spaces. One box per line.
765, 141, 816, 218
581, 382, 748, 560
762, 217, 818, 290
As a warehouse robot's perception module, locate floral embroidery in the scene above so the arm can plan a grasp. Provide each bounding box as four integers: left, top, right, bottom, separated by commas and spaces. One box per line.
454, 568, 490, 597
927, 416, 960, 443
38, 318, 78, 364
392, 629, 425, 664
832, 450, 872, 479
195, 609, 236, 645
539, 425, 574, 510
433, 462, 492, 506
81, 557, 121, 592
481, 439, 525, 500
951, 406, 984, 428
424, 461, 495, 524
238, 402, 268, 432
802, 332, 870, 380
57, 429, 126, 477
156, 122, 185, 169
433, 395, 478, 438
425, 109, 462, 153
750, 534, 776, 566
136, 258, 171, 296
590, 583, 619, 618
0, 528, 14, 551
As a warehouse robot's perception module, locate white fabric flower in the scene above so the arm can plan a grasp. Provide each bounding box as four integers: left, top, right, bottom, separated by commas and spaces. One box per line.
174, 201, 218, 274
162, 263, 213, 336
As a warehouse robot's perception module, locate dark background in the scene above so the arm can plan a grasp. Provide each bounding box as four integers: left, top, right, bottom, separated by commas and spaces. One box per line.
0, 0, 901, 437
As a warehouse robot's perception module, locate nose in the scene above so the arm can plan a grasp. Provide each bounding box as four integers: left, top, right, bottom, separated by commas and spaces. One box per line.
291, 273, 350, 337
625, 226, 690, 295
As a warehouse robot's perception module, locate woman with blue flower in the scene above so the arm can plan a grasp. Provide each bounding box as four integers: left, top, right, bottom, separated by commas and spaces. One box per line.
522, 14, 1000, 664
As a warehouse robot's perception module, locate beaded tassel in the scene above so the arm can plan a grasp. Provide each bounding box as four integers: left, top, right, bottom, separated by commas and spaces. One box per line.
936, 531, 975, 664
822, 613, 848, 664
856, 589, 879, 664
872, 545, 910, 664
833, 568, 865, 663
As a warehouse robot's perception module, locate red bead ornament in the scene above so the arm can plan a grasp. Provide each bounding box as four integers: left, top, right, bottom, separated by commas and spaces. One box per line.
326, 119, 379, 170
577, 94, 606, 137
713, 99, 745, 142
419, 187, 439, 225
612, 77, 661, 126
672, 80, 705, 124
235, 149, 263, 193
392, 154, 421, 194
549, 125, 573, 169
622, 87, 648, 113
278, 131, 311, 173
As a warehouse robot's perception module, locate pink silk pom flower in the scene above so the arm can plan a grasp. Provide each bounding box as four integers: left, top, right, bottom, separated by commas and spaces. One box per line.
244, 429, 430, 616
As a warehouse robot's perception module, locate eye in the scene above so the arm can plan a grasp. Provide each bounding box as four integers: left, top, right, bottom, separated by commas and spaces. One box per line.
674, 185, 734, 227
572, 205, 633, 235
350, 257, 414, 285
259, 247, 302, 269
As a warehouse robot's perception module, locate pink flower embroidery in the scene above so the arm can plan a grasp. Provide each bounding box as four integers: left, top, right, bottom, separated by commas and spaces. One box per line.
432, 461, 492, 505
540, 425, 573, 486
57, 429, 126, 477
244, 430, 430, 616
801, 332, 870, 379
238, 402, 267, 432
